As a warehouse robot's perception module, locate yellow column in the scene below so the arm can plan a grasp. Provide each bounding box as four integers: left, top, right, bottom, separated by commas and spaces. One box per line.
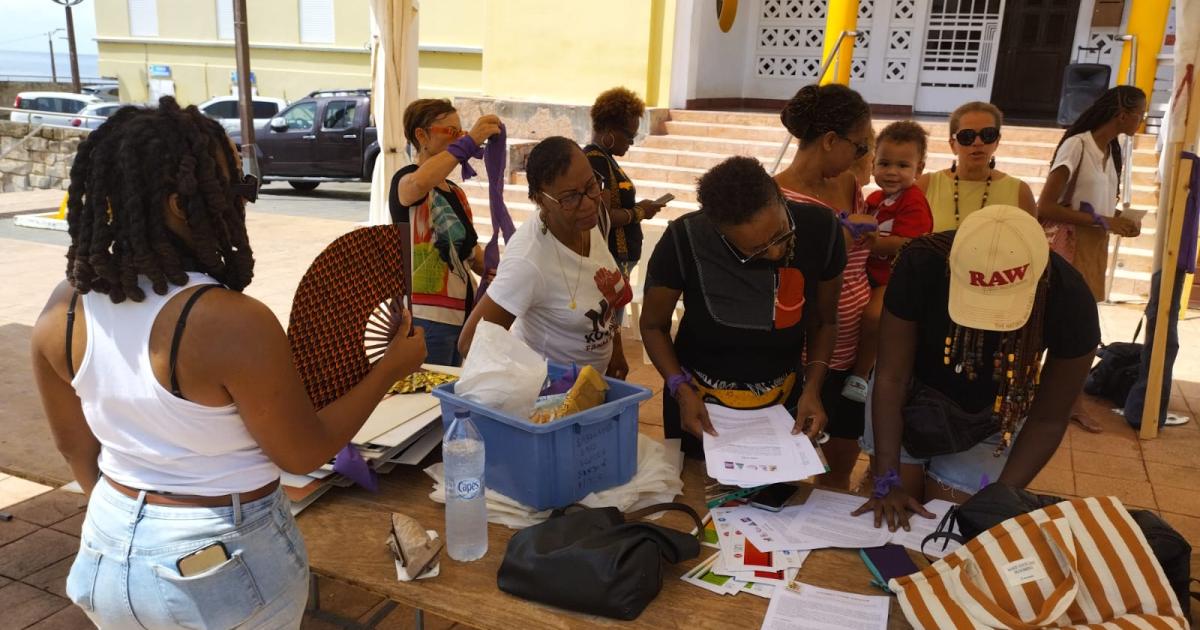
1117, 0, 1171, 110
819, 0, 858, 85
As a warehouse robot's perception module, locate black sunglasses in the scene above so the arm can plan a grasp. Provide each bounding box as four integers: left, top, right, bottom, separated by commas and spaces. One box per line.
232, 173, 259, 204
954, 127, 1001, 146
838, 134, 870, 159
718, 198, 796, 264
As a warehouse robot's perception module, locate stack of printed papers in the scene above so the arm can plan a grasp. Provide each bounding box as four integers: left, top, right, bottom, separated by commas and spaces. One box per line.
702, 405, 826, 487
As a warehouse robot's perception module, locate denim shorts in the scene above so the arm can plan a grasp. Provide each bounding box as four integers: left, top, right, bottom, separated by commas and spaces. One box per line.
858, 381, 1023, 495
67, 477, 310, 629
414, 318, 463, 367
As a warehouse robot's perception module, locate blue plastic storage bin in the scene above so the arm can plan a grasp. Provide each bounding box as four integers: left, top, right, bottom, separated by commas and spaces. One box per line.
432, 362, 652, 510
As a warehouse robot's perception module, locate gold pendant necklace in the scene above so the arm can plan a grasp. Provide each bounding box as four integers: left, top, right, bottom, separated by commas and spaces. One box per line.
549, 222, 585, 310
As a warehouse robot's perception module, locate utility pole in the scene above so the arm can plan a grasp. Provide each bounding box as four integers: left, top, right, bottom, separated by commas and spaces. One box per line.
232, 0, 259, 191
46, 30, 62, 83
50, 0, 84, 93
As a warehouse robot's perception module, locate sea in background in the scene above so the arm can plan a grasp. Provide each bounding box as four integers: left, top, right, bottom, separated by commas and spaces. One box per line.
0, 50, 103, 82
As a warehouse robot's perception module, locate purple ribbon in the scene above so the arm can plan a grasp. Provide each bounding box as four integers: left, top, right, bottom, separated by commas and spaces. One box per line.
475, 124, 514, 300
333, 444, 378, 492
1179, 152, 1199, 274
871, 469, 901, 499
839, 212, 878, 240
446, 134, 484, 181
1079, 201, 1109, 231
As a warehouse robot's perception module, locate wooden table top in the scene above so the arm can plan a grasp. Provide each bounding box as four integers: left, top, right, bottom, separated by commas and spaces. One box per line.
296, 459, 917, 629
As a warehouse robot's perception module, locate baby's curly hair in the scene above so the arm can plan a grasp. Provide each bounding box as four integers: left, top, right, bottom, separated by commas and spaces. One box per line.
590, 87, 646, 133
65, 96, 254, 303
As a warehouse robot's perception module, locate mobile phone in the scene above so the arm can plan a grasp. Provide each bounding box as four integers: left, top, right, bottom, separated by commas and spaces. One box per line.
653, 193, 675, 206
749, 483, 799, 512
177, 541, 230, 577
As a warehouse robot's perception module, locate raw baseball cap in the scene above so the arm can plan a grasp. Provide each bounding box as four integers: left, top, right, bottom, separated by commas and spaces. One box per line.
948, 205, 1049, 332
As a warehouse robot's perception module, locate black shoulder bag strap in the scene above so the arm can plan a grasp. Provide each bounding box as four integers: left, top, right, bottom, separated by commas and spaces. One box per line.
169, 285, 221, 398
65, 291, 80, 380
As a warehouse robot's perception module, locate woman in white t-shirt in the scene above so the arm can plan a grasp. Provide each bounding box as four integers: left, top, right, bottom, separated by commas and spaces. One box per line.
458, 136, 632, 377
1038, 85, 1146, 433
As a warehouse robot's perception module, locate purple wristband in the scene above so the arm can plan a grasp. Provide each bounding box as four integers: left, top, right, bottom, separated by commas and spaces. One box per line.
872, 469, 901, 499
446, 135, 484, 180
667, 369, 693, 398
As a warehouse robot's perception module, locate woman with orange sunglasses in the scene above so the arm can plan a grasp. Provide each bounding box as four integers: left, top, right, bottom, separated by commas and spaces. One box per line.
391, 99, 503, 366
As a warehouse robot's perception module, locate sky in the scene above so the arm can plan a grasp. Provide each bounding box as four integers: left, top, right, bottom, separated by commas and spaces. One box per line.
0, 0, 98, 54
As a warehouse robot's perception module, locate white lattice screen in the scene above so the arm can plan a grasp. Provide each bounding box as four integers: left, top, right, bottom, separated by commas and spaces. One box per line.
914, 0, 1005, 113
745, 0, 930, 106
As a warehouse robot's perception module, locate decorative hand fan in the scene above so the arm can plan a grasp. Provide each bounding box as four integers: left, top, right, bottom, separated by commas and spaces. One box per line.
287, 224, 409, 410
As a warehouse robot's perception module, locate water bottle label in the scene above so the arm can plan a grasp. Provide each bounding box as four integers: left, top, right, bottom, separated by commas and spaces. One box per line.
455, 477, 482, 500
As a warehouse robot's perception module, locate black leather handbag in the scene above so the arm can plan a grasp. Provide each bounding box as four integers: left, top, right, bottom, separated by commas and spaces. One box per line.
901, 381, 1000, 458
497, 502, 702, 620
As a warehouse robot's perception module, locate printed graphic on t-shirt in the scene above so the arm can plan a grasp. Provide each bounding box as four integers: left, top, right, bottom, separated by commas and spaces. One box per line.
774, 268, 806, 329
583, 268, 633, 353
412, 193, 469, 295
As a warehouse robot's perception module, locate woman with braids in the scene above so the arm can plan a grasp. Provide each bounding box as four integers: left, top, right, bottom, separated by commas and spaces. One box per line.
585, 87, 669, 322
30, 98, 426, 628
917, 102, 1038, 230
855, 206, 1099, 530
458, 136, 632, 378
391, 99, 502, 366
773, 83, 876, 489
1038, 86, 1147, 433
640, 156, 844, 458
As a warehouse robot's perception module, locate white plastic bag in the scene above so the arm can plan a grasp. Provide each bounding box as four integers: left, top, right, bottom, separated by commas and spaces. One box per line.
457, 321, 547, 419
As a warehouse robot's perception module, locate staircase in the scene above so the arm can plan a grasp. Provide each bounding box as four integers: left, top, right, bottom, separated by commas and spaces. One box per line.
459, 109, 1161, 299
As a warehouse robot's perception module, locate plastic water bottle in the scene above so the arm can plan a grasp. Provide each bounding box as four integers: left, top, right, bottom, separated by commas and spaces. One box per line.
444, 408, 487, 561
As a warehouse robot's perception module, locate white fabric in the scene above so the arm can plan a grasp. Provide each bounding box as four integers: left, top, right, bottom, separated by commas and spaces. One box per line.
71, 273, 279, 495
367, 0, 419, 226
1051, 133, 1120, 217
487, 217, 626, 374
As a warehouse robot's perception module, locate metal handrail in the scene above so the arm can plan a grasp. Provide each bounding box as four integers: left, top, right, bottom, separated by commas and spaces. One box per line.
1104, 34, 1138, 303
769, 30, 860, 175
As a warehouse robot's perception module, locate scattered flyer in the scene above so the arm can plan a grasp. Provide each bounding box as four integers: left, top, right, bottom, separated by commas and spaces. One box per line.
761, 582, 890, 630
703, 405, 826, 487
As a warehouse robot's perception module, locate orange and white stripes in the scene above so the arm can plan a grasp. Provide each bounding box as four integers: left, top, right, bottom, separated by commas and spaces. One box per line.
889, 497, 1187, 629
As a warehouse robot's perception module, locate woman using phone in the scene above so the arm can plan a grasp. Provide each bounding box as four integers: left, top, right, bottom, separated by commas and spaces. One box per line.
585, 87, 669, 326
30, 99, 427, 628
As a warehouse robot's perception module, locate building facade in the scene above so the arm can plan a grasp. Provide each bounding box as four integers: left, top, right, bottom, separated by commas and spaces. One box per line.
95, 0, 1172, 124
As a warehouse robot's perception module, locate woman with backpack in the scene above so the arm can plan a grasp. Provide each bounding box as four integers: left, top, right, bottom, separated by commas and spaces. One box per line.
1037, 85, 1149, 432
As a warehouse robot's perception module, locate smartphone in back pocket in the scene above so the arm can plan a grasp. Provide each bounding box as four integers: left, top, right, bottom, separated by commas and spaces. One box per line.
177, 541, 230, 577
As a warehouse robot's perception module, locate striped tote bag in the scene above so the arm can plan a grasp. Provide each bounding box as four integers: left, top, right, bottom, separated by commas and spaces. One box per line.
889, 497, 1187, 629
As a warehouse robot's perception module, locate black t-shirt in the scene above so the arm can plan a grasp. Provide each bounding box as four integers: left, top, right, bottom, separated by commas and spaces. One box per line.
645, 201, 846, 388
884, 233, 1101, 413
586, 145, 643, 263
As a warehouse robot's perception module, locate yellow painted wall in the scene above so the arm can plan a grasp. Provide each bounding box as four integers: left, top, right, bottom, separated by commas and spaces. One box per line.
93, 0, 674, 108
482, 0, 672, 107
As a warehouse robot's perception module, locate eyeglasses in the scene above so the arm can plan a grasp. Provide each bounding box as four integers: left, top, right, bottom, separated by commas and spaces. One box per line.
838, 134, 870, 159
718, 199, 796, 264
954, 127, 1001, 146
541, 173, 603, 211
429, 125, 466, 139
232, 173, 259, 203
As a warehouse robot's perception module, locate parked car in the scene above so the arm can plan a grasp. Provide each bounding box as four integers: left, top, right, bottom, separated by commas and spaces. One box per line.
229, 89, 378, 191
71, 102, 126, 130
10, 92, 101, 126
81, 84, 120, 102
198, 95, 288, 134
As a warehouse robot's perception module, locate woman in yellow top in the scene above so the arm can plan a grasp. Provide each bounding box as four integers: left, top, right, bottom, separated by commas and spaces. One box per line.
917, 102, 1037, 231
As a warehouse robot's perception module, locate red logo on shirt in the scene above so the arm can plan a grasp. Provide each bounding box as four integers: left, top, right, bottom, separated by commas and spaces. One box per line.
969, 264, 1030, 287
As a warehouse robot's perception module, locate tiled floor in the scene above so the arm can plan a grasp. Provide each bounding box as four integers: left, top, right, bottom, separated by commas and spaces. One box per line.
0, 476, 53, 510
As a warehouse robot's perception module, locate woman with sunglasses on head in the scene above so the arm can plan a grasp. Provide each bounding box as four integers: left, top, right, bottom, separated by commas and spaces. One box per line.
31, 98, 427, 628
917, 101, 1038, 231
1038, 86, 1147, 433
585, 88, 669, 322
390, 98, 502, 366
773, 83, 875, 489
641, 156, 845, 458
458, 137, 633, 379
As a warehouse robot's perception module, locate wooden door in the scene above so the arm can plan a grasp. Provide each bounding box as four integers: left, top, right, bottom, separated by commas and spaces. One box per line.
991, 0, 1081, 120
